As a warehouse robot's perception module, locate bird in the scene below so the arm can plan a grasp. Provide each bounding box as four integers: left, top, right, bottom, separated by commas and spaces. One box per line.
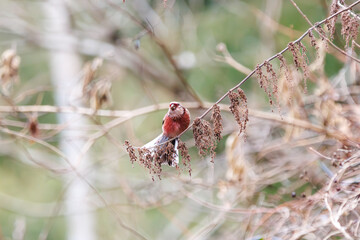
143, 102, 191, 167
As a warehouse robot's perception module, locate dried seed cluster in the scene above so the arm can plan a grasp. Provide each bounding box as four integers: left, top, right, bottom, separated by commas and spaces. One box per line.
193, 117, 216, 162
125, 140, 137, 165
82, 58, 113, 110
211, 104, 223, 141
256, 64, 272, 105
82, 58, 103, 93
326, 1, 340, 40
256, 60, 281, 109
265, 61, 279, 107
178, 140, 192, 176
138, 147, 152, 168
138, 147, 162, 181
341, 11, 352, 47
125, 139, 191, 180
308, 30, 319, 54
341, 11, 359, 48
288, 42, 310, 93
315, 25, 328, 50
0, 49, 21, 95
89, 80, 113, 110
277, 54, 294, 92
28, 115, 39, 138
228, 89, 248, 135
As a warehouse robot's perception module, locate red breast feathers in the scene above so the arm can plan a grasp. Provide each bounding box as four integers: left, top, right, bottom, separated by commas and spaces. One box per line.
162, 102, 190, 138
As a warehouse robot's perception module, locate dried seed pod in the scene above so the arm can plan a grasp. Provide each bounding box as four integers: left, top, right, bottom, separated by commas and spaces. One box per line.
138, 147, 152, 169
178, 140, 192, 176
211, 104, 223, 141
288, 42, 301, 70
138, 148, 145, 165
350, 17, 359, 43
151, 142, 178, 179
135, 138, 183, 180
164, 142, 177, 166
89, 79, 113, 110
151, 141, 178, 166
288, 42, 310, 93
152, 150, 163, 181
315, 24, 328, 51
264, 61, 279, 108
298, 42, 310, 92
81, 58, 112, 110
326, 1, 340, 40
82, 58, 103, 94
341, 11, 351, 45
0, 49, 21, 95
256, 65, 273, 106
277, 54, 294, 91
28, 115, 39, 138
255, 65, 264, 89
124, 140, 137, 165
193, 117, 215, 160
229, 89, 248, 135
308, 30, 319, 53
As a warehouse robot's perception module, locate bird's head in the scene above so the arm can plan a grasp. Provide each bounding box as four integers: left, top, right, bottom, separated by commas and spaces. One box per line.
168, 102, 185, 120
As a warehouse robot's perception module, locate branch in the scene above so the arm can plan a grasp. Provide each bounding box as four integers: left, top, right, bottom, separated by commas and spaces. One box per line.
0, 102, 356, 144
338, 1, 360, 21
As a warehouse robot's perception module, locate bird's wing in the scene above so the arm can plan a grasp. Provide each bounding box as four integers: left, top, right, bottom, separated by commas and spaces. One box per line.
143, 133, 169, 149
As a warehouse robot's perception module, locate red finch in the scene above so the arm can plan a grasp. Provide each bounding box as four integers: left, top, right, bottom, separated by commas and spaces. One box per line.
143, 102, 190, 166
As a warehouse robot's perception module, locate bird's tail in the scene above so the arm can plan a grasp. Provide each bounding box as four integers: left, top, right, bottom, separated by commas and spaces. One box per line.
143, 134, 179, 167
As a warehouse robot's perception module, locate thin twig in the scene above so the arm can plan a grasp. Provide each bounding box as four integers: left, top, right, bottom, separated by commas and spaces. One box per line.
338, 1, 360, 20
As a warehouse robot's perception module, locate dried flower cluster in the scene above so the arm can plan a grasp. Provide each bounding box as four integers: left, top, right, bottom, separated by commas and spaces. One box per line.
256, 64, 272, 106
82, 58, 103, 93
277, 54, 294, 93
82, 58, 113, 110
193, 117, 216, 162
125, 139, 191, 180
315, 25, 329, 50
0, 49, 21, 95
255, 60, 281, 109
341, 11, 352, 47
89, 80, 113, 110
326, 0, 340, 40
228, 89, 248, 135
265, 61, 280, 108
125, 140, 137, 165
288, 42, 310, 92
341, 11, 359, 48
178, 140, 191, 176
308, 30, 319, 54
137, 147, 152, 168
211, 104, 223, 141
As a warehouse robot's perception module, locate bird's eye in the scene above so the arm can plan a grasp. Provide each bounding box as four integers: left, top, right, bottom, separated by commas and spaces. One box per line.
170, 103, 178, 111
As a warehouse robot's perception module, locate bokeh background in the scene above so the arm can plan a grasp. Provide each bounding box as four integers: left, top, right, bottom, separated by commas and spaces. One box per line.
0, 0, 359, 239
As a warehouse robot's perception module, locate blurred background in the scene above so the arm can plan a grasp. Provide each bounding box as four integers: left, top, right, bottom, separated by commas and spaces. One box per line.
0, 0, 359, 239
